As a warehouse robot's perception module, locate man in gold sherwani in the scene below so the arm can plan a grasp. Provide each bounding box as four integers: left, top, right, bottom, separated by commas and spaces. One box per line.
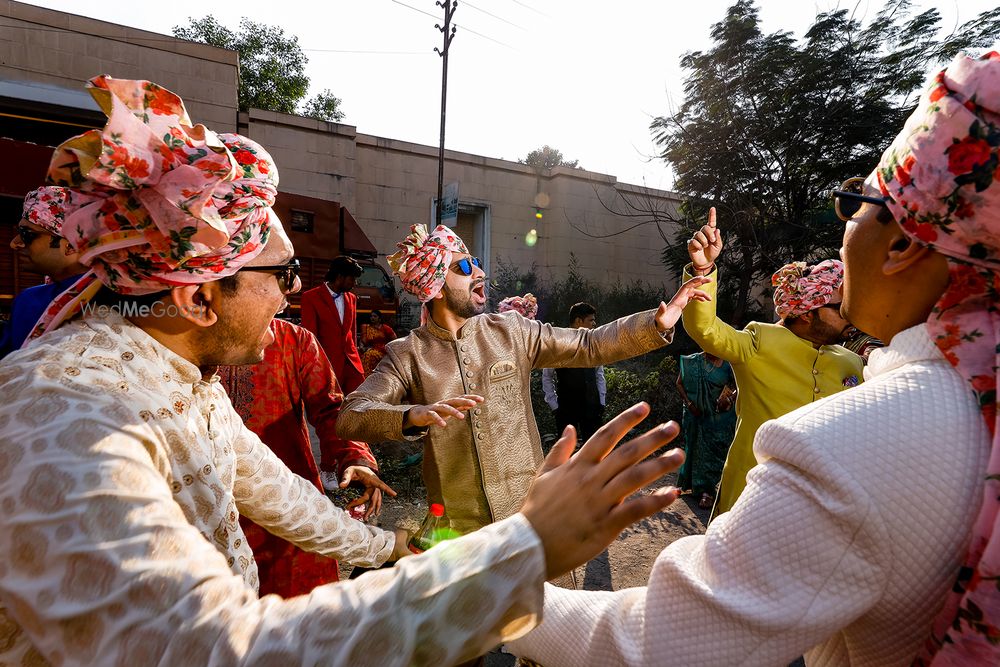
338, 224, 709, 537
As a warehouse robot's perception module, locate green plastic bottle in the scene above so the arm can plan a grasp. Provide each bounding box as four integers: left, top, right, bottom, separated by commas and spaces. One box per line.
407, 503, 459, 553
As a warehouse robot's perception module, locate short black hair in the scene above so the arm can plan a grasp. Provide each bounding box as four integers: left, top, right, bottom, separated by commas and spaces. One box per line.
569, 302, 597, 323
326, 256, 363, 281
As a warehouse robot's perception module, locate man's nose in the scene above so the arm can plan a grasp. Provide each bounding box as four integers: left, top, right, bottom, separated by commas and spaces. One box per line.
10, 235, 23, 251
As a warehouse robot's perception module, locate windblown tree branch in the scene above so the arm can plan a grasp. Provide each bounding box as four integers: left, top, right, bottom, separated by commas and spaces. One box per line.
646, 0, 1000, 323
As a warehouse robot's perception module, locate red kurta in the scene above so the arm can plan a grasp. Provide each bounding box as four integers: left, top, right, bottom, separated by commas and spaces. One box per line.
217, 318, 377, 597
300, 286, 366, 397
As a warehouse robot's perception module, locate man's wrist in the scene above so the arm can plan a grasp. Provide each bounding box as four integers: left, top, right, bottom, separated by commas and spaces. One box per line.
692, 262, 715, 276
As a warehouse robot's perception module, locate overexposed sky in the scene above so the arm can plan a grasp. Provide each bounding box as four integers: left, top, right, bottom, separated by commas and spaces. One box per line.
20, 0, 998, 188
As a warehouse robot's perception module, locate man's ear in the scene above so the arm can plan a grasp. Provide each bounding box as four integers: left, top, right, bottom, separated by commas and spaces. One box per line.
883, 228, 937, 276
171, 284, 219, 328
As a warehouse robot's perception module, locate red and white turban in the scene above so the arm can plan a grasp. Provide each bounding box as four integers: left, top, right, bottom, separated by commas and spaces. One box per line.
875, 51, 1000, 665
20, 187, 84, 240
498, 293, 538, 319
387, 224, 469, 302
770, 259, 843, 320
22, 75, 277, 344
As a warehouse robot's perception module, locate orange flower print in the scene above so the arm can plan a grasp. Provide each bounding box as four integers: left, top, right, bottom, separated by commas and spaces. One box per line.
946, 136, 992, 175
145, 84, 179, 116
125, 155, 150, 180
938, 266, 988, 311
233, 149, 257, 166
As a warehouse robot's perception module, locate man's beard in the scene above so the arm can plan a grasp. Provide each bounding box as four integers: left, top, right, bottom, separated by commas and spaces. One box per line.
812, 319, 852, 346
443, 281, 487, 319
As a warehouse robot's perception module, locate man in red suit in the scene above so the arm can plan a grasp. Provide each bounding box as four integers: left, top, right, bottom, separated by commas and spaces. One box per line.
301, 255, 367, 489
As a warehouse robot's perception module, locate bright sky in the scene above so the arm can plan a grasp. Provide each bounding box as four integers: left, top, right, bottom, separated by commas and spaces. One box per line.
22, 0, 999, 188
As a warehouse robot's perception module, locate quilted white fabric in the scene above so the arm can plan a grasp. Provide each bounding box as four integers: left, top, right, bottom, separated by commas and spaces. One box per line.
508, 324, 991, 666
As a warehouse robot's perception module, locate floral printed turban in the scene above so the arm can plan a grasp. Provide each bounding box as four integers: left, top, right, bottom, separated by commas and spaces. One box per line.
23, 75, 277, 345
387, 224, 469, 302
498, 293, 538, 319
875, 52, 1000, 665
770, 259, 843, 320
20, 188, 78, 239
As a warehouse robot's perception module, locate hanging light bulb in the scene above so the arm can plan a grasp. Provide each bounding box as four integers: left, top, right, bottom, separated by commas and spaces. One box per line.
525, 228, 538, 247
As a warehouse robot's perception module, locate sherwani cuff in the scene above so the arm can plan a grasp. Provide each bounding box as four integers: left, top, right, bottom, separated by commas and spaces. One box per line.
634, 309, 672, 350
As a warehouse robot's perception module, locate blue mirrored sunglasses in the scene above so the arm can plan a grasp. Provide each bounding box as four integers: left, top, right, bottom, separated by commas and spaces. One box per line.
452, 256, 482, 276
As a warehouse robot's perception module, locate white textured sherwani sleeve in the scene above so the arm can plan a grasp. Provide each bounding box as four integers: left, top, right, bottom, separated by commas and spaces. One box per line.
508, 325, 991, 667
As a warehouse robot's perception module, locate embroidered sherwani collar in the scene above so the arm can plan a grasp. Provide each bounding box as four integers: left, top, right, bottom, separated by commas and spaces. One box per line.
423, 312, 483, 341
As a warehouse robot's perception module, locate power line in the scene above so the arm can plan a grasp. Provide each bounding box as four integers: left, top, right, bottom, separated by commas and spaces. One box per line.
304, 48, 430, 55
454, 22, 515, 49
390, 0, 439, 21
462, 1, 528, 31
389, 0, 516, 50
506, 0, 551, 18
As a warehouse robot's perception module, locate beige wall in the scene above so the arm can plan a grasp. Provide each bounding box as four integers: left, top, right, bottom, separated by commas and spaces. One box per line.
251, 118, 684, 292
0, 0, 238, 131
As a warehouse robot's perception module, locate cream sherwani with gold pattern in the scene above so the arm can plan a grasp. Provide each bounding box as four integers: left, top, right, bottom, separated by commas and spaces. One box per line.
339, 310, 670, 534
0, 312, 546, 666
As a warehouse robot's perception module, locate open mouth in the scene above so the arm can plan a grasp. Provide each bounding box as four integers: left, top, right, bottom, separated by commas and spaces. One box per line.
471, 281, 486, 302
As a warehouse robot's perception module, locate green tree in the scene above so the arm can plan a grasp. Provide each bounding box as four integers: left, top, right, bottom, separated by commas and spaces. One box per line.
302, 89, 346, 123
173, 16, 311, 115
650, 0, 1000, 323
519, 145, 581, 171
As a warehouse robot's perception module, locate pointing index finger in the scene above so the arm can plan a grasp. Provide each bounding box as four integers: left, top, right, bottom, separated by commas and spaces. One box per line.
707, 207, 717, 229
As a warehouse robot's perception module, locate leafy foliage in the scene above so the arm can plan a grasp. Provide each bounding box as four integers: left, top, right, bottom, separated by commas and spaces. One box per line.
651, 0, 1000, 322
519, 145, 581, 171
302, 90, 346, 123
173, 16, 315, 116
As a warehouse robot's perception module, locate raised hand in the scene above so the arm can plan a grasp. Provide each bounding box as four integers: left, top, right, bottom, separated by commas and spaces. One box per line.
653, 275, 713, 331
687, 207, 723, 274
404, 395, 485, 429
520, 403, 685, 580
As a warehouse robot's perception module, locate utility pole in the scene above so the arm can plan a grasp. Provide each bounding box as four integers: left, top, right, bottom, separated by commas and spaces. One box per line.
434, 0, 457, 227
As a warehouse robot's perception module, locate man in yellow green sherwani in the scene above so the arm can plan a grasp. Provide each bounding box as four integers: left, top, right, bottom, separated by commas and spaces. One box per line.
684, 209, 863, 518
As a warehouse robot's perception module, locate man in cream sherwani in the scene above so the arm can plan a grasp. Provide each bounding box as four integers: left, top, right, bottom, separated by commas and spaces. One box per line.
509, 51, 1000, 666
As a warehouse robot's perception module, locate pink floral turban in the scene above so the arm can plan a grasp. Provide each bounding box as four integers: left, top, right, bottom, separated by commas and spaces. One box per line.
875, 52, 1000, 665
20, 187, 81, 239
498, 293, 538, 319
387, 224, 469, 302
23, 75, 277, 345
770, 259, 843, 320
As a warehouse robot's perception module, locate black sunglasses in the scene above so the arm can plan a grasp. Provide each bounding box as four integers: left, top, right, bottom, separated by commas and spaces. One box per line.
239, 258, 301, 294
832, 177, 890, 222
15, 224, 47, 246
451, 256, 482, 276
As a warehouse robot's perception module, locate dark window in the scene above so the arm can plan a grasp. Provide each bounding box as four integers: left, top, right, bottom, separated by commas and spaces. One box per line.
290, 209, 314, 233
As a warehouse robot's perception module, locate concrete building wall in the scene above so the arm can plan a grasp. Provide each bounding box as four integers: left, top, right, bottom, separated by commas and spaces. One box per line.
0, 0, 238, 131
